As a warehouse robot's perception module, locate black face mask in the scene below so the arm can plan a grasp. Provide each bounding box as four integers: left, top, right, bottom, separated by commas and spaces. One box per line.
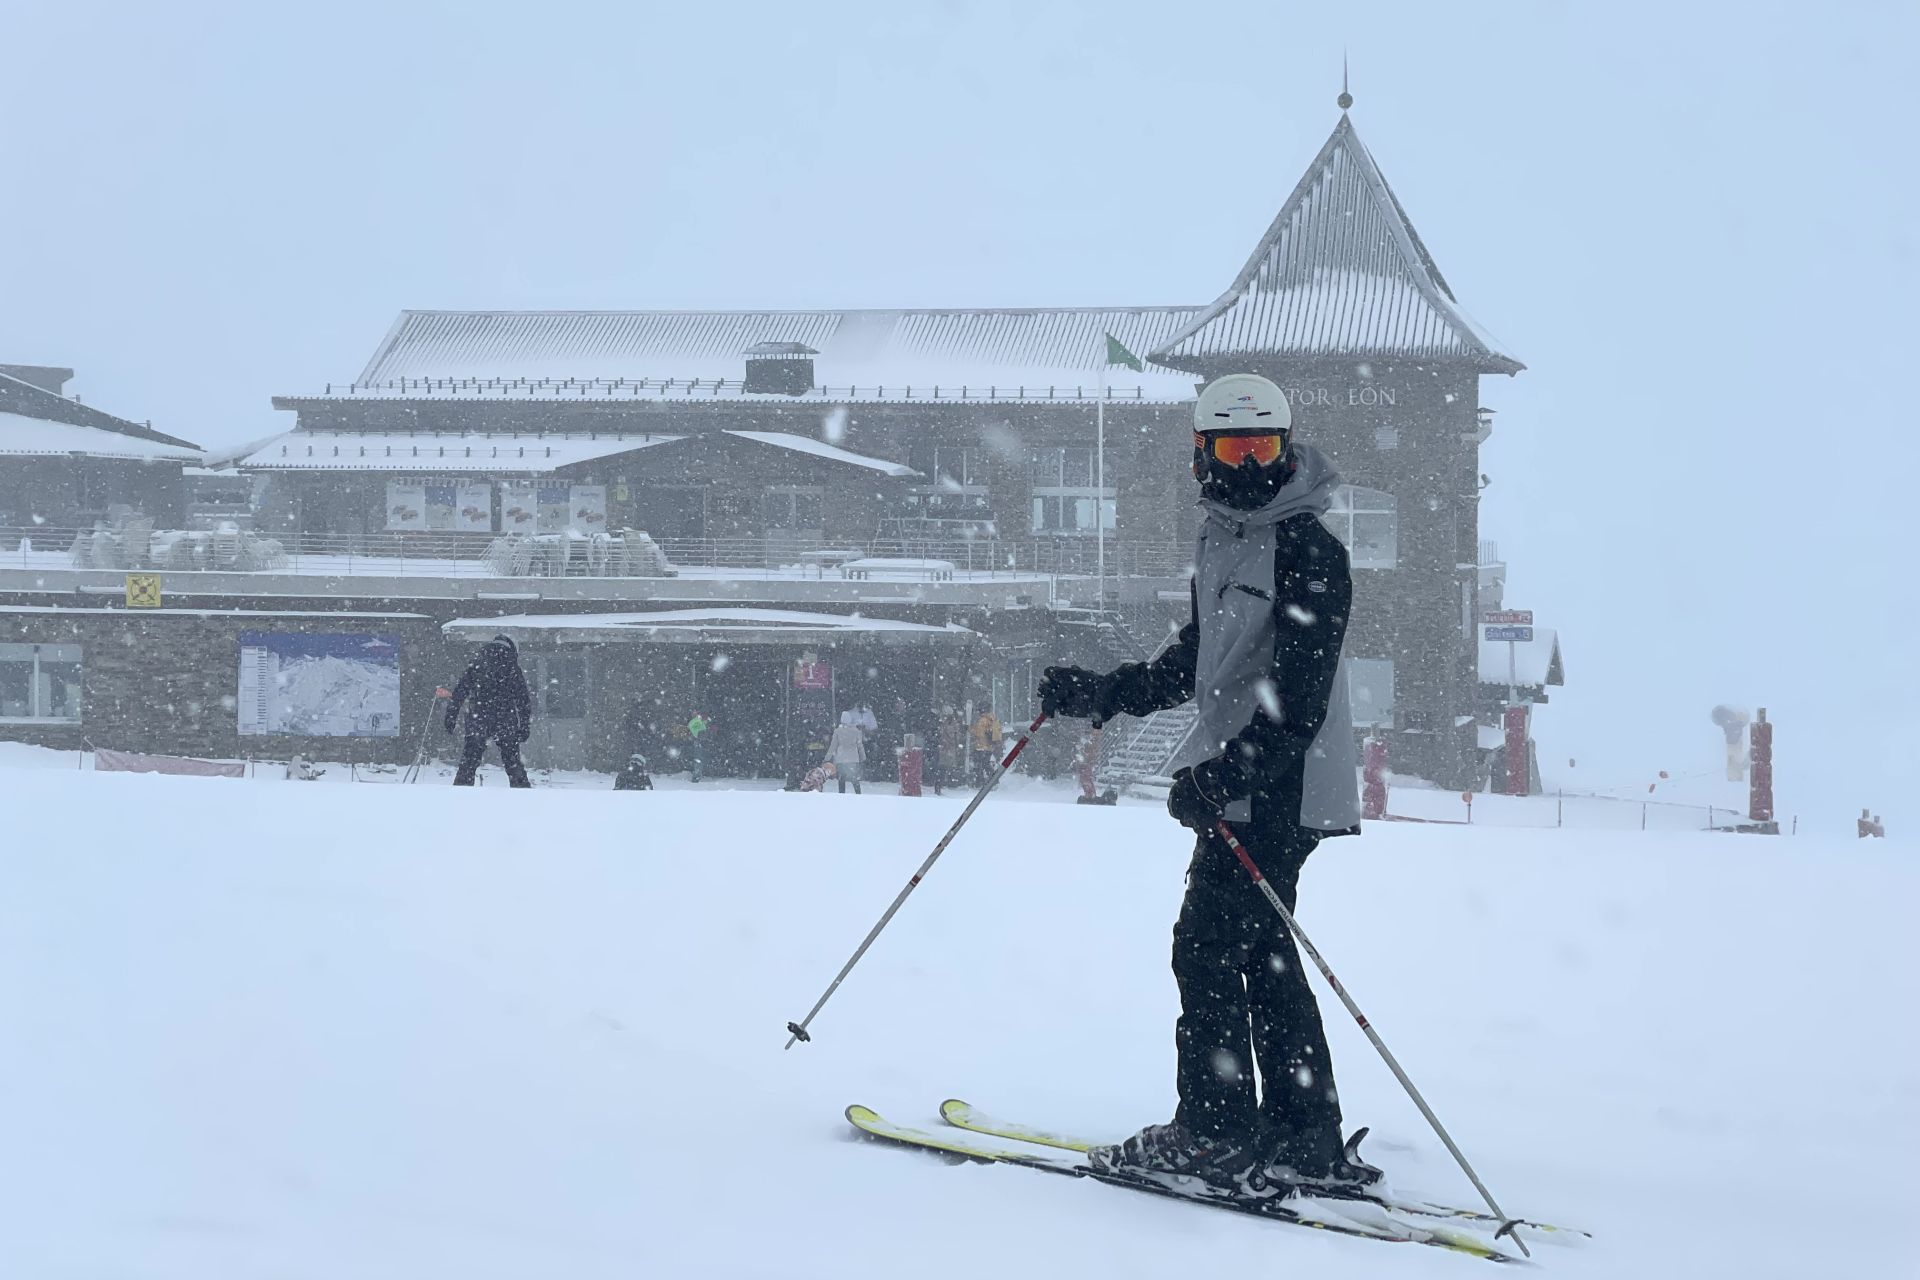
1195, 449, 1294, 511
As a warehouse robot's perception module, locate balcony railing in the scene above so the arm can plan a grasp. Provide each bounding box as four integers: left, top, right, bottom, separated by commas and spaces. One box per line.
0, 527, 1192, 581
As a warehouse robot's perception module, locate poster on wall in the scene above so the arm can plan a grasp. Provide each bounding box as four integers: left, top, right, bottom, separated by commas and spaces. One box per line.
385, 481, 427, 531
500, 483, 538, 532
423, 480, 456, 530
535, 480, 572, 533
455, 480, 493, 532
236, 632, 402, 738
570, 484, 607, 532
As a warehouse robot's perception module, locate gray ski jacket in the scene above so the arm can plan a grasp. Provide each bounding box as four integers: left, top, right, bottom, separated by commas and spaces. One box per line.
1098, 444, 1362, 836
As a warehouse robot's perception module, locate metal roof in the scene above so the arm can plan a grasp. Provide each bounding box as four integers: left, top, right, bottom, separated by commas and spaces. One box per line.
0, 412, 203, 463
1150, 116, 1522, 373
1479, 627, 1564, 689
354, 307, 1201, 387
274, 376, 1195, 408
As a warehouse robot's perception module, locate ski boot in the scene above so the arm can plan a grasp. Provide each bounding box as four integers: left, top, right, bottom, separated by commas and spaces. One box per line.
1250, 1125, 1387, 1199
1086, 1119, 1267, 1200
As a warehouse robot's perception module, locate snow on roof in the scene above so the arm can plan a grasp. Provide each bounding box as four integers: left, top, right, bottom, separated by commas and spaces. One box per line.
274, 367, 1199, 408
724, 431, 917, 476
236, 431, 682, 473
445, 608, 974, 644
0, 412, 203, 463
352, 307, 1203, 390
1478, 627, 1565, 688
1150, 116, 1522, 373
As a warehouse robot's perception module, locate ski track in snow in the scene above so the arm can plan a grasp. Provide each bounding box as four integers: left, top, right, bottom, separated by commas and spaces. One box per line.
0, 765, 1913, 1278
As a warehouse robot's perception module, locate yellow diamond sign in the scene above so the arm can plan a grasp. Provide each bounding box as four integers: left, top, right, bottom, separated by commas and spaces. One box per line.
125, 573, 163, 608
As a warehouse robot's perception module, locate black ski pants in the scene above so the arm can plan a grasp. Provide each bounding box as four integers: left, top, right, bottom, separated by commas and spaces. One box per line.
454, 730, 531, 788
1171, 824, 1342, 1158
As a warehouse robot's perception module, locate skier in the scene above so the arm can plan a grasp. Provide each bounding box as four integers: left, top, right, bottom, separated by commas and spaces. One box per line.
1036, 372, 1371, 1200
968, 707, 1002, 784
824, 710, 867, 795
686, 710, 709, 783
444, 633, 532, 788
937, 706, 967, 792
612, 752, 654, 791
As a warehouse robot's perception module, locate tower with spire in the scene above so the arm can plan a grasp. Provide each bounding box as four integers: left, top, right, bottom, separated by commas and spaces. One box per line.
1150, 85, 1523, 786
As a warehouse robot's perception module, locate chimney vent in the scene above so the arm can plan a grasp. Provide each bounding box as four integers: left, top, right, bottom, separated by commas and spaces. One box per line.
743, 341, 817, 396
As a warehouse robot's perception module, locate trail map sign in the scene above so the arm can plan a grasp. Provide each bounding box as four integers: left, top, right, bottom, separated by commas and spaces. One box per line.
237, 632, 401, 737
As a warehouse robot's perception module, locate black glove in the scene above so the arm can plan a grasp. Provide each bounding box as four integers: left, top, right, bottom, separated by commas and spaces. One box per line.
1037, 665, 1107, 721
443, 709, 457, 735
1167, 757, 1244, 833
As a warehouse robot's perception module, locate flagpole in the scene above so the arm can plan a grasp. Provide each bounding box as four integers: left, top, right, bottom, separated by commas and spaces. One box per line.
1096, 358, 1106, 614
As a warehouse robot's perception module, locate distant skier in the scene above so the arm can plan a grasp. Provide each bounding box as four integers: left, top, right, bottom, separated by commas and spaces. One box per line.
444, 633, 532, 788
612, 752, 654, 791
968, 708, 1002, 785
686, 711, 710, 783
1036, 373, 1370, 1200
825, 711, 867, 795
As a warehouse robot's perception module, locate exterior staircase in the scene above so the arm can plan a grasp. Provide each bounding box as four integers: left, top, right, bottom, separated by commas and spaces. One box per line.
1095, 704, 1201, 799
1054, 606, 1152, 665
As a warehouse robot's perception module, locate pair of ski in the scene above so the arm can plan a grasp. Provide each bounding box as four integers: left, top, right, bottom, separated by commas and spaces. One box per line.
848, 1100, 1588, 1263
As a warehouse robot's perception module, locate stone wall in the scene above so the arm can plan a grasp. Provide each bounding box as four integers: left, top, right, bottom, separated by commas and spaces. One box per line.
0, 608, 446, 765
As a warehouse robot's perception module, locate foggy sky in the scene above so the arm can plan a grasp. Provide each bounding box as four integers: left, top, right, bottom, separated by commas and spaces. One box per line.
2, 0, 1914, 825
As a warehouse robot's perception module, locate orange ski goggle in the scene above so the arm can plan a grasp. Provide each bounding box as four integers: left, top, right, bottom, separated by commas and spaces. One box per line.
1194, 431, 1289, 467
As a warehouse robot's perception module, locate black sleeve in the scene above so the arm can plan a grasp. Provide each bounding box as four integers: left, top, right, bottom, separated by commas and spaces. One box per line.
447, 660, 478, 717
510, 664, 532, 725
1098, 579, 1200, 721
1215, 522, 1352, 791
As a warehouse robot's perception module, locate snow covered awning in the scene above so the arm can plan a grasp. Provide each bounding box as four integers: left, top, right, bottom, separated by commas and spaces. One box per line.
1478, 627, 1565, 689
445, 608, 976, 649
724, 431, 917, 477
0, 412, 203, 463
236, 431, 682, 473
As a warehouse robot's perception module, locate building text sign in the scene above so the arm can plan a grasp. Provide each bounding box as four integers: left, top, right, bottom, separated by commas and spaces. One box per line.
1280, 386, 1398, 407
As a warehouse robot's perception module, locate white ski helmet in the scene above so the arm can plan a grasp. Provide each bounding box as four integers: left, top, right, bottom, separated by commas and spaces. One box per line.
1193, 373, 1292, 434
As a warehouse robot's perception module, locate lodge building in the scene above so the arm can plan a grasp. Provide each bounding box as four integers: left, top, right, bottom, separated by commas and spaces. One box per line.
0, 106, 1545, 789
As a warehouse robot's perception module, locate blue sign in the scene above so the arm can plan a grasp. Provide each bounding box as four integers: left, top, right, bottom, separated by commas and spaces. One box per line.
1483, 625, 1534, 643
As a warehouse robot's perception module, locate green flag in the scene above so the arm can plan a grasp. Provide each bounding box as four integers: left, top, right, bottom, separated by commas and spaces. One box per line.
1104, 333, 1144, 372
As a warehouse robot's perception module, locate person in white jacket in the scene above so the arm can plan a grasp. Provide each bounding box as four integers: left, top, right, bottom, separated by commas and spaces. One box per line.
825, 711, 867, 795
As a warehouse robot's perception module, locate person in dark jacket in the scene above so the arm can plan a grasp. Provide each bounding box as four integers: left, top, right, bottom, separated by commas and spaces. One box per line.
612, 752, 654, 791
1037, 373, 1368, 1201
445, 633, 533, 788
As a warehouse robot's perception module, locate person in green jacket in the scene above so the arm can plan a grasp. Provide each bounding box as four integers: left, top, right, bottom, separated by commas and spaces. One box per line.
687, 711, 709, 783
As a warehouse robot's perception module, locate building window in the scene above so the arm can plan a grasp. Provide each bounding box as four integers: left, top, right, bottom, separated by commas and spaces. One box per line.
906, 445, 994, 518
1324, 485, 1397, 569
910, 445, 989, 490
765, 487, 825, 531
1030, 446, 1115, 536
1347, 657, 1394, 729
0, 642, 82, 724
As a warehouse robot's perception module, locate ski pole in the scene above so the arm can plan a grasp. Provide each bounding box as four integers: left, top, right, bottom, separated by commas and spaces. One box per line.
405, 688, 452, 784
1214, 820, 1532, 1258
785, 713, 1050, 1049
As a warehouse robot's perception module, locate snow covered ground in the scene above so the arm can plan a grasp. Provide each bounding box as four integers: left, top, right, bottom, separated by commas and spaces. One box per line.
1, 761, 1914, 1278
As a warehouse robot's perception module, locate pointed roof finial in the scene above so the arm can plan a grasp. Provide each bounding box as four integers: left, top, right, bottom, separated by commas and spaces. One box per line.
1338, 52, 1353, 111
